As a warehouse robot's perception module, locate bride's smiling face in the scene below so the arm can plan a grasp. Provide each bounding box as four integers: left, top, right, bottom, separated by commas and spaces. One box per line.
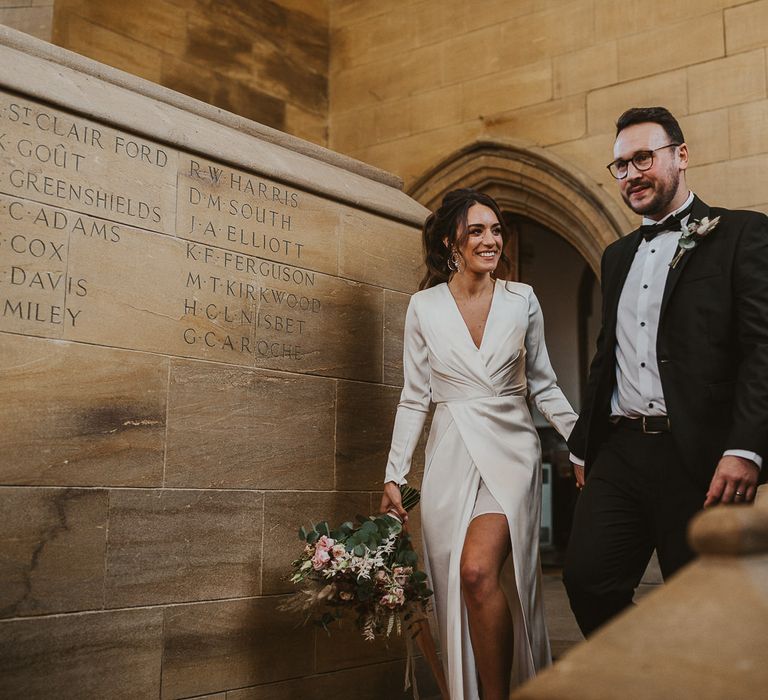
456, 203, 503, 275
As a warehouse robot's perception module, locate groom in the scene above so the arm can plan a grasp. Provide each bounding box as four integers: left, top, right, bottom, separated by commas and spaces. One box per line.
564, 106, 768, 636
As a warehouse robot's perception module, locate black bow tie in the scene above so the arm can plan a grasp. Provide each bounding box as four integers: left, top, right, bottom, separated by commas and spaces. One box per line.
639, 202, 694, 241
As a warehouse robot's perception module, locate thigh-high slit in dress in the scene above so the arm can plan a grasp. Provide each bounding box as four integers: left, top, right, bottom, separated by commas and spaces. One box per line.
384, 280, 577, 699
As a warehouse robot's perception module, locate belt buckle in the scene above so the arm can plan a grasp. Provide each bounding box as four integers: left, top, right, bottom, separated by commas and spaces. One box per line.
642, 416, 663, 434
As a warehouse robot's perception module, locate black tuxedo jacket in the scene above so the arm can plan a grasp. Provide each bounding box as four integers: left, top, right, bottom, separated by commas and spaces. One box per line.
567, 195, 768, 488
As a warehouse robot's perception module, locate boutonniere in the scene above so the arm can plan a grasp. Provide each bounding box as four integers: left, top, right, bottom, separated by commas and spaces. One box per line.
669, 216, 721, 269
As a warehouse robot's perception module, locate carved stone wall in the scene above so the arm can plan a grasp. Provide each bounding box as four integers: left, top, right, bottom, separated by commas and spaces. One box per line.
0, 27, 433, 699
330, 0, 768, 227
51, 0, 329, 145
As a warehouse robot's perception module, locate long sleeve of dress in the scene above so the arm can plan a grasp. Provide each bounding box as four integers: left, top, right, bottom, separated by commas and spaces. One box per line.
524, 289, 578, 441
384, 297, 431, 485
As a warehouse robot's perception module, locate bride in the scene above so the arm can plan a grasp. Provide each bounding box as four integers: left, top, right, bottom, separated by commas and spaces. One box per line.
380, 188, 577, 699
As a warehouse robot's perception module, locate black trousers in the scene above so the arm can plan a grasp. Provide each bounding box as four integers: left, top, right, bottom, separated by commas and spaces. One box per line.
563, 424, 707, 636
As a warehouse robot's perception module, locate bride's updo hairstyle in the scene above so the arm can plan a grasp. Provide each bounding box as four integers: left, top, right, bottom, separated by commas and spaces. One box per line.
419, 188, 513, 290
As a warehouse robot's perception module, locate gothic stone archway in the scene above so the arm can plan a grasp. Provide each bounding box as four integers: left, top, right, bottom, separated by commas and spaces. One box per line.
408, 140, 632, 276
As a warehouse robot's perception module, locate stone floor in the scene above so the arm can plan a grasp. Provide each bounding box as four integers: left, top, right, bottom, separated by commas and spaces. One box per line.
543, 551, 662, 659
541, 570, 583, 660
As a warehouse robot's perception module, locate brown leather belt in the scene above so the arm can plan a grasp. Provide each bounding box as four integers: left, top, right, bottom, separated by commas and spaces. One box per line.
613, 415, 671, 434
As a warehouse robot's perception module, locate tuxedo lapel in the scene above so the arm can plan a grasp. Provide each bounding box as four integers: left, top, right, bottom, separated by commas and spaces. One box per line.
659, 195, 711, 321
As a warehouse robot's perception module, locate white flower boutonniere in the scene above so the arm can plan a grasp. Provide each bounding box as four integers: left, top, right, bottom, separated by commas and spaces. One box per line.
669, 216, 721, 269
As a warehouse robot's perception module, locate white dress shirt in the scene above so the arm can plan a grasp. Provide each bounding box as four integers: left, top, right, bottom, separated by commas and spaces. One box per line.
610, 193, 694, 418
571, 192, 761, 469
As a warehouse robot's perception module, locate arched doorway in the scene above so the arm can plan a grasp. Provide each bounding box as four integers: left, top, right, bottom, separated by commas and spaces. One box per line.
409, 139, 630, 274
409, 140, 629, 558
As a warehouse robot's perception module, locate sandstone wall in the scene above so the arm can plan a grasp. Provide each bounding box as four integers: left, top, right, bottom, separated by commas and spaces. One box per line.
51, 0, 329, 145
0, 0, 53, 41
0, 27, 433, 699
330, 0, 768, 219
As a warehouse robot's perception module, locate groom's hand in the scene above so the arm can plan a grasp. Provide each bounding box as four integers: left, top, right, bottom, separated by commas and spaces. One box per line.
572, 464, 585, 490
704, 455, 759, 507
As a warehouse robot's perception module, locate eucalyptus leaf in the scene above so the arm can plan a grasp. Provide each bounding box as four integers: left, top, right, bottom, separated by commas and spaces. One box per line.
399, 485, 421, 511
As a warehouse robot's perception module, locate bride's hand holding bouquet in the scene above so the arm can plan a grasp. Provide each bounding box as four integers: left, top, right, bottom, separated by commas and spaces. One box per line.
283, 485, 429, 641
380, 480, 415, 525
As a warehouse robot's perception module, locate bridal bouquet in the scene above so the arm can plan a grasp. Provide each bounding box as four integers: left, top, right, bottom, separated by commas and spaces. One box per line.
284, 485, 432, 641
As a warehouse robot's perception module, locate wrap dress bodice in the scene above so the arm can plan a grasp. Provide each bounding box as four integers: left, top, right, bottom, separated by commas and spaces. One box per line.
385, 279, 577, 698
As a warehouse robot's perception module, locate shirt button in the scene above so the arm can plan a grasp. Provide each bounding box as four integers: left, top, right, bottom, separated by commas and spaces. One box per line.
651, 249, 656, 254
643, 284, 648, 289
648, 402, 654, 408
641, 362, 646, 368
640, 322, 646, 327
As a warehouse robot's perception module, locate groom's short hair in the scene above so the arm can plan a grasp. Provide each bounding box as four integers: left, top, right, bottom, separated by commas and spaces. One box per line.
616, 107, 685, 145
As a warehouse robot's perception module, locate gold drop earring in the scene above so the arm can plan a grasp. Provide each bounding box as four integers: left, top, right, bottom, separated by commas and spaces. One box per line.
447, 247, 462, 272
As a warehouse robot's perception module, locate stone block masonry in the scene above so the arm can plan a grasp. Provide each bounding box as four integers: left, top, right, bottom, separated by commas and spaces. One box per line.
0, 26, 435, 700
330, 0, 768, 217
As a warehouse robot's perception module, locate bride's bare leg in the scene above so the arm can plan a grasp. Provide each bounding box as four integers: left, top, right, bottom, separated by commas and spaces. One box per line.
460, 513, 513, 700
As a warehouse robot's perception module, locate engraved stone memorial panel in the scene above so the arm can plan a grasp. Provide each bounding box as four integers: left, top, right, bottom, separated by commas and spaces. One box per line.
176, 154, 340, 276
0, 27, 427, 699
0, 92, 177, 235
0, 194, 68, 338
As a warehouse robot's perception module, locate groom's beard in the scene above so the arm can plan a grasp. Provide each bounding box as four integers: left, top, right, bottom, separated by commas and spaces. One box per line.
622, 167, 681, 218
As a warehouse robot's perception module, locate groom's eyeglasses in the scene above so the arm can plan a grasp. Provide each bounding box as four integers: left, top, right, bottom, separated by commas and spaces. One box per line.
606, 143, 680, 180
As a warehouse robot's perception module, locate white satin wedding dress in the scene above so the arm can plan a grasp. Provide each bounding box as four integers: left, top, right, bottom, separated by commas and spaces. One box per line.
385, 279, 577, 699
